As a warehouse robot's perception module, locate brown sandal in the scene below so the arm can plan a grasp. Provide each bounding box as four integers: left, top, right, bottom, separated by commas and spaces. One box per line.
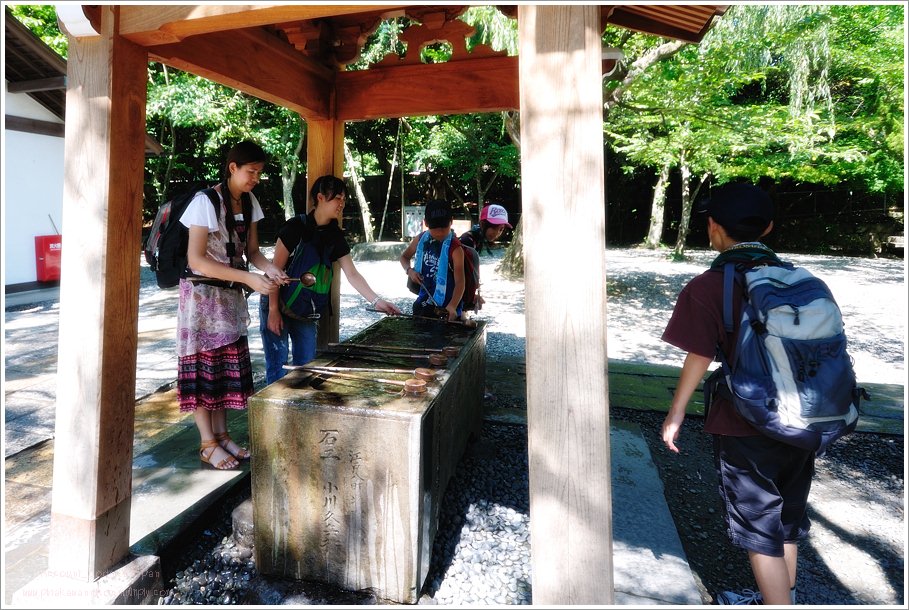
214, 432, 251, 460
200, 439, 239, 470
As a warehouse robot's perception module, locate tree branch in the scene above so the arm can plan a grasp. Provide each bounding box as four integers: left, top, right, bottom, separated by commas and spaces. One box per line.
604, 39, 688, 116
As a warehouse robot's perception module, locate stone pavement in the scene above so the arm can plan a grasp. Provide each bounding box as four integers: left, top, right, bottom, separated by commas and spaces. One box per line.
3, 260, 699, 605
3, 250, 903, 605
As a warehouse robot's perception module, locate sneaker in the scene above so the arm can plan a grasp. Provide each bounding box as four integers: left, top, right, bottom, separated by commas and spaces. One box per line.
716, 589, 763, 605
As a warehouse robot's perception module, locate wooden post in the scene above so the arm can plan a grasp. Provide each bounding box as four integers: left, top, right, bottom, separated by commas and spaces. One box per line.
518, 5, 613, 604
307, 119, 345, 346
48, 5, 148, 582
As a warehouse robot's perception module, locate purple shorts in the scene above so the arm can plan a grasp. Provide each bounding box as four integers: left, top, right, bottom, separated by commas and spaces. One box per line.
713, 434, 815, 557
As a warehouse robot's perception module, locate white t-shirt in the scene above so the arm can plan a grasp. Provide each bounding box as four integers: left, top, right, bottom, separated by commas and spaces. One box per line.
180, 189, 265, 231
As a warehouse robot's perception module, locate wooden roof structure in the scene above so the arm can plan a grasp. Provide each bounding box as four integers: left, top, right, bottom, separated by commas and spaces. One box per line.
4, 6, 162, 153
71, 3, 725, 121
34, 4, 727, 606
4, 7, 67, 118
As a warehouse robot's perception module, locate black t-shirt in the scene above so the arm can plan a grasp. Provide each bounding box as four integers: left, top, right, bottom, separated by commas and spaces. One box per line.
276, 212, 351, 266
459, 226, 488, 254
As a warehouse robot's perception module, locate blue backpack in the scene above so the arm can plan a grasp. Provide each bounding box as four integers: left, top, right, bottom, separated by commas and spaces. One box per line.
707, 262, 866, 456
279, 214, 334, 320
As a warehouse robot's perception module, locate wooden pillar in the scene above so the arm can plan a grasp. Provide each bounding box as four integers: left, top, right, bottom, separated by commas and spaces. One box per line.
518, 5, 613, 604
306, 119, 345, 346
48, 5, 148, 582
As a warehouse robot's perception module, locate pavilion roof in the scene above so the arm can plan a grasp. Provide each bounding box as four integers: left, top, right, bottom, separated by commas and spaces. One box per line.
70, 4, 728, 121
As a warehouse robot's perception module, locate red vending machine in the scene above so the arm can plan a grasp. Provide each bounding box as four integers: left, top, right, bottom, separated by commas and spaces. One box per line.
35, 235, 62, 282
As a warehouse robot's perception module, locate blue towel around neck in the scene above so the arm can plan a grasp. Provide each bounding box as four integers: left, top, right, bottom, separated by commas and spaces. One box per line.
414, 230, 453, 307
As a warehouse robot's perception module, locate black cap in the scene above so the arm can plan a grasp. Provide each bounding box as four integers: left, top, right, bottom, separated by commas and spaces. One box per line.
424, 199, 453, 229
703, 184, 774, 234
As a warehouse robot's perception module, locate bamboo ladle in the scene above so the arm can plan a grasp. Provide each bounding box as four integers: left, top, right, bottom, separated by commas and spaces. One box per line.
326, 343, 460, 357
285, 272, 317, 286
365, 308, 478, 328
285, 364, 441, 381
294, 367, 428, 394
319, 345, 450, 366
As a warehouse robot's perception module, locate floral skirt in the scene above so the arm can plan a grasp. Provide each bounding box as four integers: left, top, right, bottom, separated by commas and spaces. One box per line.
177, 336, 253, 412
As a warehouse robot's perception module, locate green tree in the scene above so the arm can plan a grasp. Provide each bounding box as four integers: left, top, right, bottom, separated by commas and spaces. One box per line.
145, 64, 306, 219
346, 7, 520, 237
606, 3, 904, 257
8, 5, 67, 57
409, 113, 519, 213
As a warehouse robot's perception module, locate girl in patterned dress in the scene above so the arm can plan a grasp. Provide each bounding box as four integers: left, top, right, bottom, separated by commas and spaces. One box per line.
177, 141, 286, 470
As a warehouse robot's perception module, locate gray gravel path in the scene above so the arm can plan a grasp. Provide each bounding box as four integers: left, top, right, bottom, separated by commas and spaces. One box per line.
154, 245, 904, 606
5, 245, 903, 604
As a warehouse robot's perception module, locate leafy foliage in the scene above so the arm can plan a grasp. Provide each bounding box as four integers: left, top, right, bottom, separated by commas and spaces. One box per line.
461, 6, 518, 56
11, 4, 902, 250
8, 4, 67, 57
608, 4, 904, 195
144, 63, 304, 219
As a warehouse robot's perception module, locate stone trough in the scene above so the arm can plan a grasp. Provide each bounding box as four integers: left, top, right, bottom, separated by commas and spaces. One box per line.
248, 317, 486, 603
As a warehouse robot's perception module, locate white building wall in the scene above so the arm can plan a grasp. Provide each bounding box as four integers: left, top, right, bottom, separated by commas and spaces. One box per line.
2, 86, 65, 287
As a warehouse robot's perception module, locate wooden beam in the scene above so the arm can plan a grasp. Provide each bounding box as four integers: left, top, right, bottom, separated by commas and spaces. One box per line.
4, 115, 64, 137
7, 76, 67, 93
49, 4, 148, 582
519, 5, 613, 605
336, 55, 518, 121
120, 4, 408, 46
150, 28, 333, 120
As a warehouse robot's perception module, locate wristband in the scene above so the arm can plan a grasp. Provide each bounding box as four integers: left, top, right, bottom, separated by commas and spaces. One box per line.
404, 267, 411, 275
370, 296, 381, 307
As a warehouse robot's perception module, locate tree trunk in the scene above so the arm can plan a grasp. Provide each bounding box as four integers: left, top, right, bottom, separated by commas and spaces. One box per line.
344, 141, 375, 242
673, 152, 693, 259
498, 214, 524, 279
643, 162, 671, 249
500, 37, 688, 277
690, 171, 711, 209
500, 110, 523, 276
503, 111, 521, 148
281, 118, 306, 220
476, 170, 499, 208
603, 39, 687, 118
378, 119, 401, 241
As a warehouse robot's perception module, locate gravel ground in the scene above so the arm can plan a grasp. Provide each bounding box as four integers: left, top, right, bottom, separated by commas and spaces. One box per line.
156, 246, 905, 605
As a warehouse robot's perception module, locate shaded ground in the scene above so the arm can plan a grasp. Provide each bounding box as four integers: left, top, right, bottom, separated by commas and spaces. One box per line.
155, 350, 904, 605
6, 245, 904, 604
612, 406, 904, 605
481, 346, 905, 605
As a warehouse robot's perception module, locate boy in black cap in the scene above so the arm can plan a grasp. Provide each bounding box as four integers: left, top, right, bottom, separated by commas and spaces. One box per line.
660, 183, 808, 605
399, 199, 467, 322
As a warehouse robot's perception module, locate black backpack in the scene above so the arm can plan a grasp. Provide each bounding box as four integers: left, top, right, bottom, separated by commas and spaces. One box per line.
144, 185, 221, 289
461, 242, 481, 311
279, 214, 335, 320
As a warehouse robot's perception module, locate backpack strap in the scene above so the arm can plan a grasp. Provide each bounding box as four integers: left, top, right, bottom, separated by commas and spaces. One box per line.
240, 192, 252, 256
722, 262, 736, 333
283, 213, 336, 317
292, 212, 334, 267
179, 188, 221, 281
716, 262, 745, 367
218, 182, 252, 259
